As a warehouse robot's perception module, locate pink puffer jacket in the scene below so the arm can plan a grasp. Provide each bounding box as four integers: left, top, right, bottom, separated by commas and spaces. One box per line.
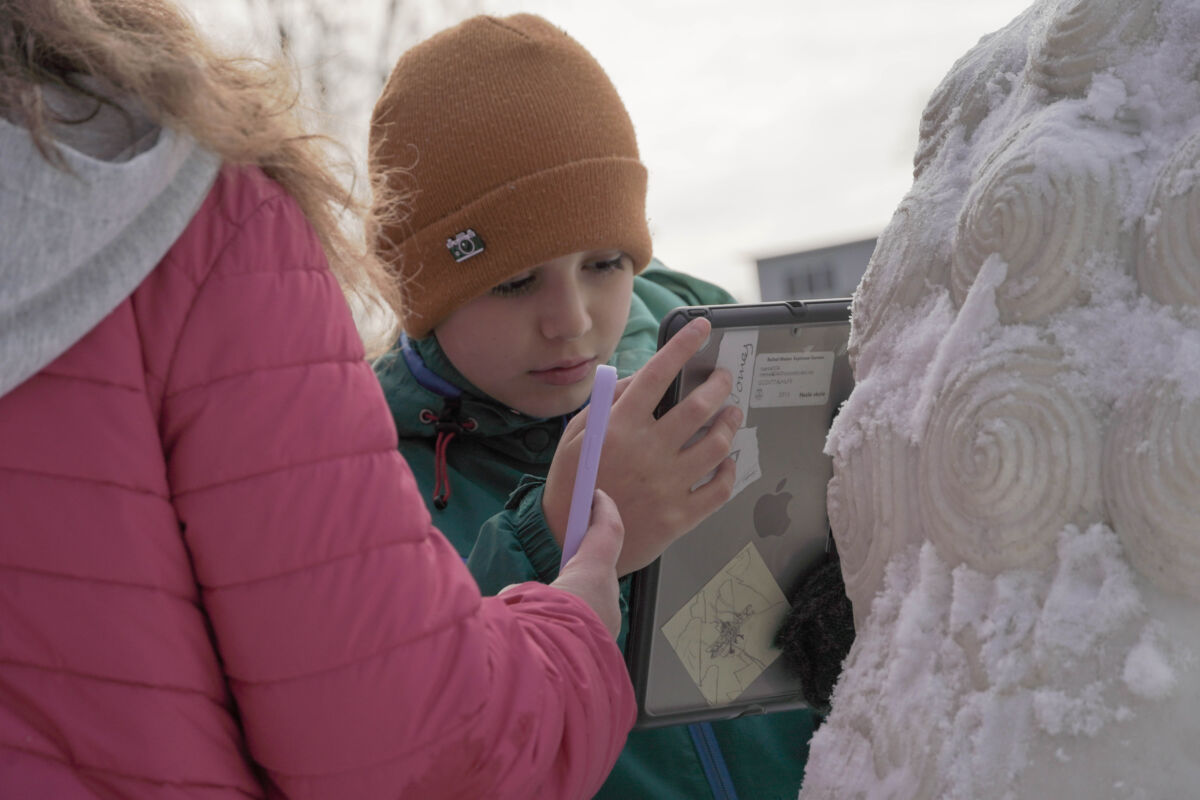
0, 165, 634, 798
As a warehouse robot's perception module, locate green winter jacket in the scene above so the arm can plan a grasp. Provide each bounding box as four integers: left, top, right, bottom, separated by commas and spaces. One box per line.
375, 261, 817, 800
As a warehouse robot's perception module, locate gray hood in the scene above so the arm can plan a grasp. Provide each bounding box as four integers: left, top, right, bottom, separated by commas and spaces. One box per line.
0, 81, 220, 399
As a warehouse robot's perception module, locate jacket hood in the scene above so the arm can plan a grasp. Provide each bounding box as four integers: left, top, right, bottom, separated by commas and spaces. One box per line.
0, 80, 220, 399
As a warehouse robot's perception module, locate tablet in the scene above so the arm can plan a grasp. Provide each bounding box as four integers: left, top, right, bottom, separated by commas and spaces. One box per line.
625, 299, 853, 729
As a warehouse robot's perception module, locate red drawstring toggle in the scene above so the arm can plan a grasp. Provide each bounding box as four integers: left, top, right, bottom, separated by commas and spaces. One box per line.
433, 429, 456, 509
422, 406, 476, 510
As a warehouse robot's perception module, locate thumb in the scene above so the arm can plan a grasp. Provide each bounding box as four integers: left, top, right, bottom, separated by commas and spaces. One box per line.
559, 489, 623, 574
552, 489, 625, 638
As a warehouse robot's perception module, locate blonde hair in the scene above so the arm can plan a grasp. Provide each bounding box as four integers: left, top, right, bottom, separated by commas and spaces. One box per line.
0, 0, 403, 354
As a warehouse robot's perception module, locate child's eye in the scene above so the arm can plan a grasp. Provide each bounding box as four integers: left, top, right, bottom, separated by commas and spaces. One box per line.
490, 272, 537, 296
587, 254, 630, 273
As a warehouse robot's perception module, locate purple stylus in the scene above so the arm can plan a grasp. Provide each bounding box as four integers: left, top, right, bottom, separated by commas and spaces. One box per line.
559, 364, 618, 570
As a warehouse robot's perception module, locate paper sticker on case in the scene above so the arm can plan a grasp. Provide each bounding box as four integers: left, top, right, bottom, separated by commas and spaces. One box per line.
715, 329, 759, 422
751, 351, 834, 408
691, 426, 762, 503
660, 541, 789, 706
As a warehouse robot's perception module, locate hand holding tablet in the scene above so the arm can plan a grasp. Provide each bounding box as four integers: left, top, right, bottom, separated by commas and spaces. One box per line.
625, 299, 855, 728
542, 317, 741, 577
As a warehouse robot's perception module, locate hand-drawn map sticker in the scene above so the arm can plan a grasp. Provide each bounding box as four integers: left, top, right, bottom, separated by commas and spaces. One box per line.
660, 542, 789, 705
750, 351, 834, 408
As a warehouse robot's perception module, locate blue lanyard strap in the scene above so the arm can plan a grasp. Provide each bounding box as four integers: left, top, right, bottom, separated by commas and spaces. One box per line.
688, 722, 739, 800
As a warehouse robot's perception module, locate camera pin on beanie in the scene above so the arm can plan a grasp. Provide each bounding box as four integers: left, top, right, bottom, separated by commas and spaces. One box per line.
446, 229, 485, 263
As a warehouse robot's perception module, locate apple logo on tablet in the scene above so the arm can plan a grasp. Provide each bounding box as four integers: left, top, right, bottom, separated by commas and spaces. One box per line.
753, 478, 792, 538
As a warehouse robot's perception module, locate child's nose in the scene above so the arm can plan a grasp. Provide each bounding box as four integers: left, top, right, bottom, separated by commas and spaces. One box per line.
540, 284, 592, 340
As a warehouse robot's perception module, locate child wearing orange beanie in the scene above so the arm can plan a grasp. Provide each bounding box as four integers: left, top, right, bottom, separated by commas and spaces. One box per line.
370, 14, 818, 798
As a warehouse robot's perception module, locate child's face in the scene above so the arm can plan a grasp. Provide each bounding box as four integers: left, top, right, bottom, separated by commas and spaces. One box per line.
436, 249, 635, 418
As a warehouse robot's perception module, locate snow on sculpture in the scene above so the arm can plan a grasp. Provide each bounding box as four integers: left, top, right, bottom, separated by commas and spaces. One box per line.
802, 0, 1200, 797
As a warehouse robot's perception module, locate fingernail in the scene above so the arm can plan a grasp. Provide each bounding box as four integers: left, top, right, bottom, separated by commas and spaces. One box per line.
732, 406, 744, 427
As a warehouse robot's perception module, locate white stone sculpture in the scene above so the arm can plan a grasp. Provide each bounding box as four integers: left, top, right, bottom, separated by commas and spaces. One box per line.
801, 0, 1200, 796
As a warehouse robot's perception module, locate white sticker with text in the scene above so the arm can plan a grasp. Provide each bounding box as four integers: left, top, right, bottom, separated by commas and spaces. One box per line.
750, 351, 834, 408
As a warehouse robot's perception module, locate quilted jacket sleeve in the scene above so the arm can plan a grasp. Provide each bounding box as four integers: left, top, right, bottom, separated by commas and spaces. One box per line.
157, 168, 634, 799
469, 476, 562, 592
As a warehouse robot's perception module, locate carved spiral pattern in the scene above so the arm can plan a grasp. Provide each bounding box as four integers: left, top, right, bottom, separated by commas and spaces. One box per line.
1137, 131, 1200, 308
914, 18, 1030, 179
1029, 0, 1158, 97
801, 2, 1200, 796
951, 123, 1125, 322
828, 430, 922, 620
1103, 383, 1200, 601
918, 347, 1103, 573
849, 199, 952, 369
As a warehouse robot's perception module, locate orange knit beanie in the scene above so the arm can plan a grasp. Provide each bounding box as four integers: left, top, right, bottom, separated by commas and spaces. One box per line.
369, 14, 652, 338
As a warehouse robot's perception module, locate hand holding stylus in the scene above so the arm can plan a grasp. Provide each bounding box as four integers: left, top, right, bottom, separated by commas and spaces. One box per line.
548, 489, 625, 638
560, 364, 618, 570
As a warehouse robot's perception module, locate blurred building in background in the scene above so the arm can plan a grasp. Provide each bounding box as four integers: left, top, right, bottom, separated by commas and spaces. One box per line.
755, 237, 877, 301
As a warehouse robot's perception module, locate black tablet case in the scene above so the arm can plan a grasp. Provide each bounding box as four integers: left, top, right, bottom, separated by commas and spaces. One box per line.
625, 299, 853, 729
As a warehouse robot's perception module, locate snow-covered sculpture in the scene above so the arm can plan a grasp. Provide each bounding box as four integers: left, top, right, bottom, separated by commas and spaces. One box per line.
802, 0, 1200, 796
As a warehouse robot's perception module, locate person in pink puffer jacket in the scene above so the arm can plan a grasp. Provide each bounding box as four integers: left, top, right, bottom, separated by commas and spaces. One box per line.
0, 1, 724, 796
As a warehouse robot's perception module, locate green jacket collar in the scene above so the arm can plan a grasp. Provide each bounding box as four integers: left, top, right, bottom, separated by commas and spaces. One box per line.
376, 333, 565, 465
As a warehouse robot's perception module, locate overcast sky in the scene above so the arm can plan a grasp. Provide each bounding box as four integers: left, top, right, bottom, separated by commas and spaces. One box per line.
190, 0, 1033, 301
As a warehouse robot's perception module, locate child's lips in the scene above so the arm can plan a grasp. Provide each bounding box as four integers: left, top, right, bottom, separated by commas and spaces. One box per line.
529, 357, 596, 385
